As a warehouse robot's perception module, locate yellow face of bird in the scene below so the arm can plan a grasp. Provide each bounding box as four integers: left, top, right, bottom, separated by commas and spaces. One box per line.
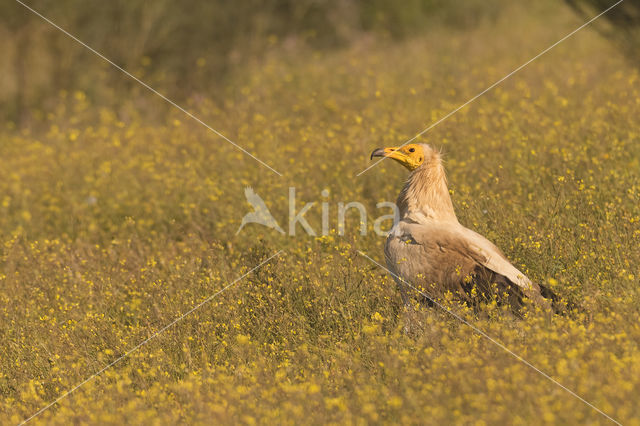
370, 144, 426, 171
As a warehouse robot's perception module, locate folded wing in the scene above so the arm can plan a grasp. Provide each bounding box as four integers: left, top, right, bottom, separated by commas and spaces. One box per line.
394, 220, 547, 306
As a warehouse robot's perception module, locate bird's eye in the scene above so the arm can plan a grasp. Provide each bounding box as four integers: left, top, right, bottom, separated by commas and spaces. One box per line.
408, 148, 415, 153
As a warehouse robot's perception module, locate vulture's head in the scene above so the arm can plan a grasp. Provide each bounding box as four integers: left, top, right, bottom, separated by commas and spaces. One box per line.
370, 143, 435, 171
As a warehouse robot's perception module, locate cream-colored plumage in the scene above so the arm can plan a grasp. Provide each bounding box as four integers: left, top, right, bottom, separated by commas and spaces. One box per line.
371, 143, 550, 309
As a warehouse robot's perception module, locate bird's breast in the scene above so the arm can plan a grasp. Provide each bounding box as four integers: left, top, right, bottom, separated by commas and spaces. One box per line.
385, 230, 431, 284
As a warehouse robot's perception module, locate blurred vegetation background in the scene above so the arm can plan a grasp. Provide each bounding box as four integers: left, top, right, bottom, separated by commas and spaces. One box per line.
565, 0, 640, 62
1, 0, 637, 125
2, 1, 640, 423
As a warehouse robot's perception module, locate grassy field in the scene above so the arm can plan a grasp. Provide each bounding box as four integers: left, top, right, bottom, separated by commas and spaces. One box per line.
1, 1, 640, 424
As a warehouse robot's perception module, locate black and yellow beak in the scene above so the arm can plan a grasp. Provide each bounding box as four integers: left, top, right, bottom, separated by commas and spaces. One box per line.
370, 144, 425, 171
370, 146, 405, 161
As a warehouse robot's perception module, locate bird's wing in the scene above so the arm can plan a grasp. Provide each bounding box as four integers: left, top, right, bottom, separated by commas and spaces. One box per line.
403, 220, 537, 292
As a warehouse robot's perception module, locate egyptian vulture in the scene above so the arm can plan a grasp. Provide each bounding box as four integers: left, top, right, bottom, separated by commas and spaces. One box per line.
371, 143, 555, 311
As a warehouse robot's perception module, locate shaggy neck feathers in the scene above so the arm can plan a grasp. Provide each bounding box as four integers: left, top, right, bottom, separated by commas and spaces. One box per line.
396, 152, 457, 222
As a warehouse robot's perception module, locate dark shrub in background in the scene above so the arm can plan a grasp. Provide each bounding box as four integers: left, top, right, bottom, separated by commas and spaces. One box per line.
564, 0, 639, 65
